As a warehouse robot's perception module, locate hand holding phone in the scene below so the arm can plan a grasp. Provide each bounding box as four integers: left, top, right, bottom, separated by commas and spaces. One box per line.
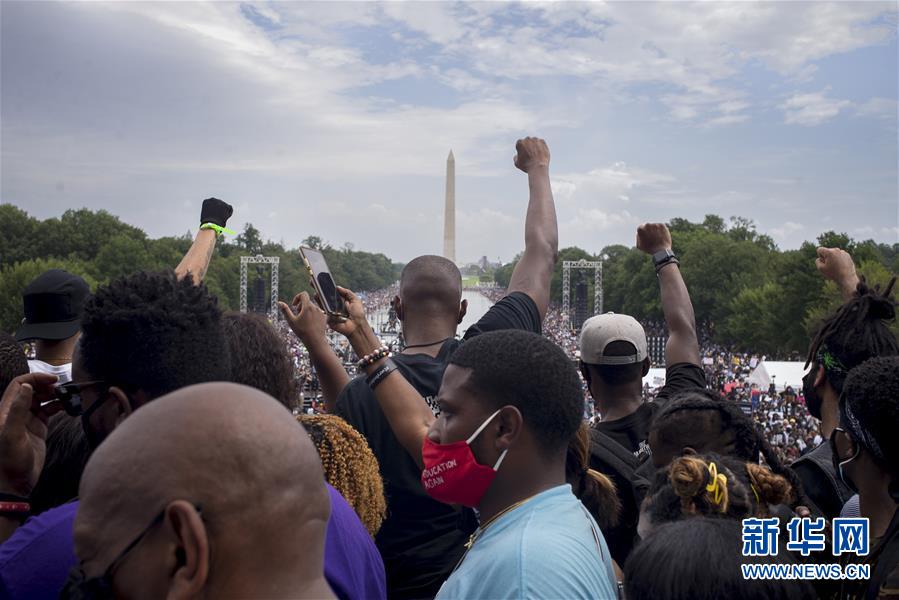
300, 247, 347, 318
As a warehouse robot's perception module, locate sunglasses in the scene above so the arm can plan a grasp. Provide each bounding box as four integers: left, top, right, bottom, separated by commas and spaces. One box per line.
47, 381, 109, 417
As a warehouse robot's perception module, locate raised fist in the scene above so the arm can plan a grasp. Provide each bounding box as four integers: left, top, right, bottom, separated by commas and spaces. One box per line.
514, 137, 550, 173
815, 247, 857, 284
200, 197, 234, 228
636, 223, 672, 255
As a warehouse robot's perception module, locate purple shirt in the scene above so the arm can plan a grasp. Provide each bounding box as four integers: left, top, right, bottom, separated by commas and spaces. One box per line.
0, 484, 385, 600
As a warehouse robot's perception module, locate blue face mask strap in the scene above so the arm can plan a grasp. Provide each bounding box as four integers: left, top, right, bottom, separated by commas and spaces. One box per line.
466, 408, 509, 471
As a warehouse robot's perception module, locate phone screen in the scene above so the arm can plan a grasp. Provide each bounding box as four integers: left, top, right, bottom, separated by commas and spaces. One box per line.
300, 247, 345, 316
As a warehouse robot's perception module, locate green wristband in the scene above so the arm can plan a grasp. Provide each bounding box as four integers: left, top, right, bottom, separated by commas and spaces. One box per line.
200, 222, 236, 237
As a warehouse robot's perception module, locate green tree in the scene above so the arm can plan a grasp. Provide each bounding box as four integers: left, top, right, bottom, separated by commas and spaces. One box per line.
91, 235, 153, 282
0, 204, 40, 266
235, 223, 263, 255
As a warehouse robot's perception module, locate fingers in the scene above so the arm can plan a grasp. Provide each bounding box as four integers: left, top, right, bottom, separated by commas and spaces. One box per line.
278, 301, 295, 321
335, 286, 357, 302
0, 380, 36, 432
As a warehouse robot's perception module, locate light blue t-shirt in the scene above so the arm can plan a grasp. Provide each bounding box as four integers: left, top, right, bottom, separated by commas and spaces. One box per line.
435, 484, 618, 600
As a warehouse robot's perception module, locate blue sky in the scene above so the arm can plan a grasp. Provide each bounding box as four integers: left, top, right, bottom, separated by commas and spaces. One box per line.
2, 1, 897, 264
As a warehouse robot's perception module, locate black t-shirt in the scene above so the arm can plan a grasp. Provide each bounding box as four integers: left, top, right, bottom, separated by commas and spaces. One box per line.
593, 362, 707, 462
334, 292, 541, 600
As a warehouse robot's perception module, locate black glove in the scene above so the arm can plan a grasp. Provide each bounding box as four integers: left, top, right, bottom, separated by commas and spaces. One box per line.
200, 197, 233, 228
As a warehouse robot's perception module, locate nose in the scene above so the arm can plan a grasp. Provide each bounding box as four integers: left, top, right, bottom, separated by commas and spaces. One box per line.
426, 420, 443, 444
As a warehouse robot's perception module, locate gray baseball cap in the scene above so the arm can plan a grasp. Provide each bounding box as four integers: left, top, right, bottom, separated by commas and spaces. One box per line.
578, 312, 648, 365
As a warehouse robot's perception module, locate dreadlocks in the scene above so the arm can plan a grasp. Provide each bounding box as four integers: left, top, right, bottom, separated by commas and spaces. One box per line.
805, 277, 898, 394
650, 389, 812, 511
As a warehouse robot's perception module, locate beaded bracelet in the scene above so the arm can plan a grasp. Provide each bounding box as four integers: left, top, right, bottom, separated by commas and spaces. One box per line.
0, 501, 30, 515
356, 345, 390, 369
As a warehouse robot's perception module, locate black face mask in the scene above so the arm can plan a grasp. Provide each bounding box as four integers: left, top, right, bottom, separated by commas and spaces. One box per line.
802, 366, 824, 421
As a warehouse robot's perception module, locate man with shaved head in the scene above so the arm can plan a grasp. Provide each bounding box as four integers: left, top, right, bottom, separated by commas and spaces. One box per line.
64, 383, 333, 599
0, 268, 384, 600
285, 137, 558, 598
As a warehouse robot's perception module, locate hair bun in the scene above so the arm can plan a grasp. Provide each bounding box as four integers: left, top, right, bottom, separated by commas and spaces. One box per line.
867, 294, 896, 321
669, 457, 707, 499
746, 463, 794, 506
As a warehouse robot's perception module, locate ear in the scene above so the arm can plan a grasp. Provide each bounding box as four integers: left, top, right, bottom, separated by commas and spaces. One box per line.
394, 296, 404, 321
813, 365, 826, 388
579, 362, 592, 388
494, 406, 524, 451
641, 357, 651, 377
107, 387, 135, 427
458, 299, 468, 324
165, 501, 209, 600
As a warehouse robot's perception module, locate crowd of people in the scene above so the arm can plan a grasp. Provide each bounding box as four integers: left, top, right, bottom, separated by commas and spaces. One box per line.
0, 138, 897, 600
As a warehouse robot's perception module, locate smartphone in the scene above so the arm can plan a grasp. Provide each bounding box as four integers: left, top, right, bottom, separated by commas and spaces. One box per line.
300, 247, 346, 317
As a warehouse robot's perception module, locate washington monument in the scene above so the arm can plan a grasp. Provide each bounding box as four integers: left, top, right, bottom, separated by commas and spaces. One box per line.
443, 149, 455, 263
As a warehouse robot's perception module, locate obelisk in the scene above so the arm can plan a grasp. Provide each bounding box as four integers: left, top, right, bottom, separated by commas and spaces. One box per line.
443, 150, 456, 263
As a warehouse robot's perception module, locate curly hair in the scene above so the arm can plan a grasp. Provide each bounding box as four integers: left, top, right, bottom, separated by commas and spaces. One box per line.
646, 453, 794, 526
566, 422, 621, 532
0, 332, 28, 393
840, 356, 899, 499
79, 270, 230, 399
297, 414, 386, 537
449, 330, 583, 455
806, 277, 898, 394
223, 312, 297, 406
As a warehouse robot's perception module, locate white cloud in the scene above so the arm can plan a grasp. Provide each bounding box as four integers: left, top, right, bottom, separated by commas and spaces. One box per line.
782, 90, 852, 126
2, 1, 896, 262
553, 163, 676, 205
771, 221, 805, 240
855, 97, 898, 121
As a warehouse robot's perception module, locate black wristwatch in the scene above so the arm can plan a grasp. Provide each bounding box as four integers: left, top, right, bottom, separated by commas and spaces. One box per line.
652, 249, 679, 273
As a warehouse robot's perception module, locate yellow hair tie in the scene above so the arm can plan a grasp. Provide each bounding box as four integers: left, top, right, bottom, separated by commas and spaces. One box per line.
705, 462, 728, 508
751, 484, 761, 506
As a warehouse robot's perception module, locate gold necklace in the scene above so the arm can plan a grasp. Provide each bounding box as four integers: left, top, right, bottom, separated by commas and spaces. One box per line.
463, 494, 539, 551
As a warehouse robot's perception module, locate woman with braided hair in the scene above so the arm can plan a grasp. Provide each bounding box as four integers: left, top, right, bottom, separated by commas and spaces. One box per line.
648, 389, 814, 514
297, 414, 387, 537
638, 453, 794, 537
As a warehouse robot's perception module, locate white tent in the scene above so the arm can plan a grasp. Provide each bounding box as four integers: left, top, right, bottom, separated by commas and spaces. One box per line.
643, 368, 667, 389
746, 361, 809, 392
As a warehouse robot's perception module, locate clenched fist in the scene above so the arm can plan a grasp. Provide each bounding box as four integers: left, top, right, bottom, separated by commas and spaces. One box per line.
637, 223, 672, 255
514, 137, 550, 173
815, 247, 857, 285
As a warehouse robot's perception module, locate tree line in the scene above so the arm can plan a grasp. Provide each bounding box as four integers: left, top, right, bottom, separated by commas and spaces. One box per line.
3, 205, 896, 355
494, 215, 899, 356
0, 204, 399, 333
